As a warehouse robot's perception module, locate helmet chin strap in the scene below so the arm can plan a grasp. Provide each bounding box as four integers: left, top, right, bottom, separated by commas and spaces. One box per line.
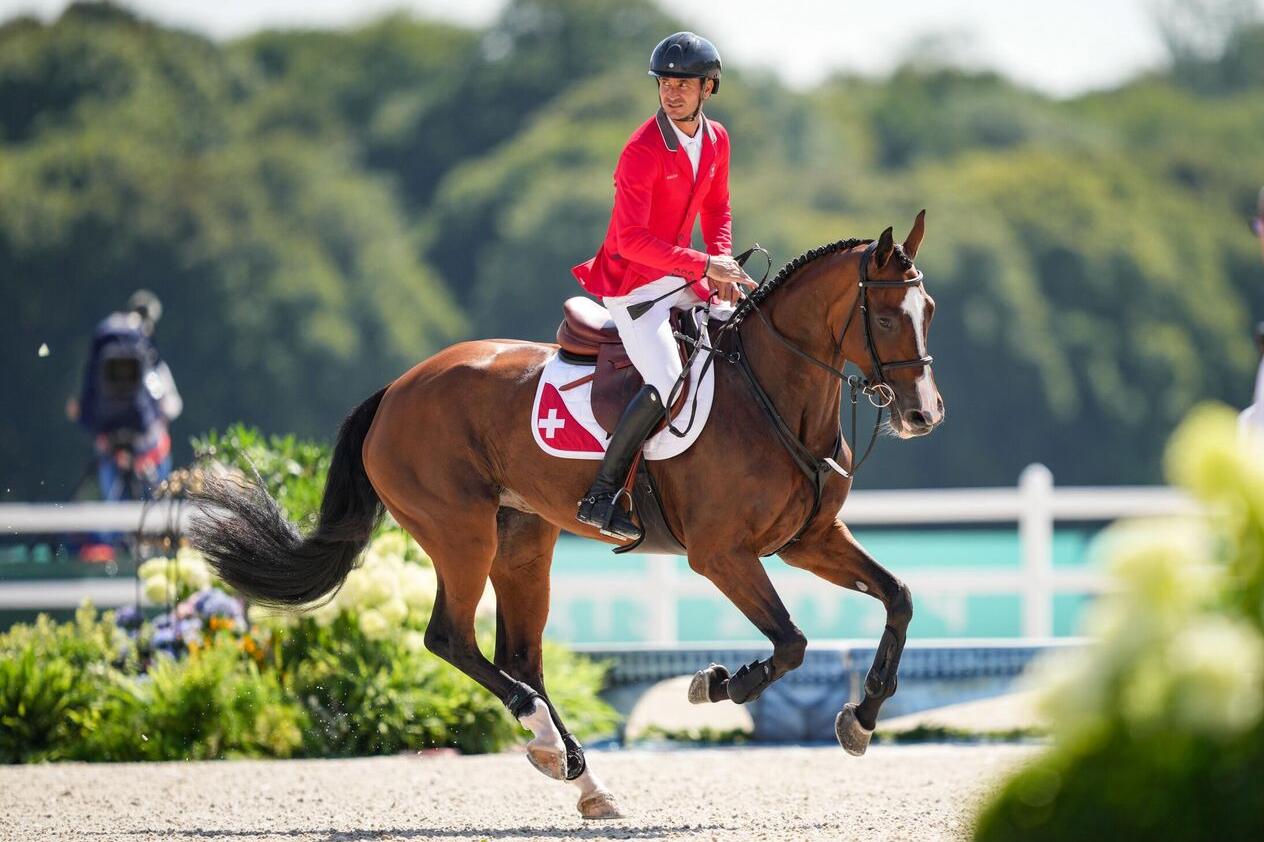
681, 83, 707, 123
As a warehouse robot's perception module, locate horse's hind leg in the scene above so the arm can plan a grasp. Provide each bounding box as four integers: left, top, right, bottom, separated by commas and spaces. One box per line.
781, 519, 913, 756
489, 508, 622, 820
683, 544, 808, 706
384, 497, 572, 780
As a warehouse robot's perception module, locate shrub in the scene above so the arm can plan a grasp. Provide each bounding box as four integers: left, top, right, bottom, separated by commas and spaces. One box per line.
192, 425, 332, 528
82, 638, 305, 761
974, 405, 1264, 842
0, 606, 124, 763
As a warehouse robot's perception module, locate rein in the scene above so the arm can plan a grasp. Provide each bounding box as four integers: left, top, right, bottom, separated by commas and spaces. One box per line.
708, 242, 931, 554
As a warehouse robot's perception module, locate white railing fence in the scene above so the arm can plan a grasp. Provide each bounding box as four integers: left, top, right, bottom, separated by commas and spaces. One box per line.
1, 464, 1195, 635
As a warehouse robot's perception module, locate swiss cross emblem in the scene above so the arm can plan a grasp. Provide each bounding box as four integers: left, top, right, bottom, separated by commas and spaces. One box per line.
534, 383, 604, 454
537, 408, 566, 439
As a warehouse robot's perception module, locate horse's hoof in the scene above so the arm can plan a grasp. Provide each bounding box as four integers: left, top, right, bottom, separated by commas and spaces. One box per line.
688, 663, 729, 704
526, 742, 568, 780
835, 703, 873, 756
578, 789, 624, 820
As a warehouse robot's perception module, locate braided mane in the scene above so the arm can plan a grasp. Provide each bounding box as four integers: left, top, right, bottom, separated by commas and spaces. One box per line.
732, 237, 914, 321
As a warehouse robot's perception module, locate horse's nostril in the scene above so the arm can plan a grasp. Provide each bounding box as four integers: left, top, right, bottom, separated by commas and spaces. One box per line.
907, 409, 930, 428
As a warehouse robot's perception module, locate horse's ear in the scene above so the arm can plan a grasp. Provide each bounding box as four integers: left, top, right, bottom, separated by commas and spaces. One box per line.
903, 209, 926, 260
874, 226, 896, 269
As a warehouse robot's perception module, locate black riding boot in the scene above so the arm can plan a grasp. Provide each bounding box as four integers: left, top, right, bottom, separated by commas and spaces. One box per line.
576, 385, 665, 540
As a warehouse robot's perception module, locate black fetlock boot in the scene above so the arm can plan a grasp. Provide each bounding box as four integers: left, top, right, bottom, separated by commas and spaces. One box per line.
576, 385, 665, 540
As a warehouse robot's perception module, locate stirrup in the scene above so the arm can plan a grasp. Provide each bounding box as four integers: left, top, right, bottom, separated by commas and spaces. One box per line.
577, 488, 641, 541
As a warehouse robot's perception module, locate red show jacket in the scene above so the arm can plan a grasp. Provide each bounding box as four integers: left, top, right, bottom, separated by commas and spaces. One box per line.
572, 109, 732, 299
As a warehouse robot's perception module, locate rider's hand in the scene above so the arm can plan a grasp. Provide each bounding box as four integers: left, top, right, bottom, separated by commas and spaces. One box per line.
705, 254, 757, 305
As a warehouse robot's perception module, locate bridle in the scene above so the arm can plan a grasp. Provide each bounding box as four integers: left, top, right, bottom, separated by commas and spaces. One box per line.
724, 241, 932, 412
852, 242, 935, 401
705, 240, 934, 554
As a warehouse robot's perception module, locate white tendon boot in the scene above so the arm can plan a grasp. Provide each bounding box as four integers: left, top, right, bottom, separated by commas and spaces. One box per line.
571, 766, 623, 819
518, 699, 623, 818
517, 699, 568, 780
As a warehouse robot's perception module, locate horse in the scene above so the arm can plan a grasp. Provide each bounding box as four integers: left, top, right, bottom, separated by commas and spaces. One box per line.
191, 212, 944, 819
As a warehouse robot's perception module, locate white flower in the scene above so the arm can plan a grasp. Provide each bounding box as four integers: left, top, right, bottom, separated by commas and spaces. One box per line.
364, 568, 396, 606
378, 597, 408, 626
358, 609, 390, 640
1099, 519, 1215, 617
308, 598, 341, 628
369, 531, 408, 562
339, 569, 369, 611
1167, 617, 1264, 735
402, 631, 426, 653
142, 574, 169, 605
137, 558, 168, 580
399, 564, 436, 610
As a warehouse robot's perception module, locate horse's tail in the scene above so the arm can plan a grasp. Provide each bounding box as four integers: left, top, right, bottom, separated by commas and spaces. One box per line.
189, 387, 388, 607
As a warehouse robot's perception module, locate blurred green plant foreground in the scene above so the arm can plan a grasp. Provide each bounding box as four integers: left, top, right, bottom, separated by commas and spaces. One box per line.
0, 427, 618, 763
975, 405, 1264, 840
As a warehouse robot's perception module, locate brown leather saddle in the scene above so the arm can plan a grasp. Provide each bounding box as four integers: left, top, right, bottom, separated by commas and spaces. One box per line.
555, 297, 694, 434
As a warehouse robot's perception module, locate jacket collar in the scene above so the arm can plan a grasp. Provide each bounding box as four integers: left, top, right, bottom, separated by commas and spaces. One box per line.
655, 107, 716, 152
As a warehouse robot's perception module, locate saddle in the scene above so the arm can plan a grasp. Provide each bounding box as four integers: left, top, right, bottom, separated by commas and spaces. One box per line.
555, 297, 694, 434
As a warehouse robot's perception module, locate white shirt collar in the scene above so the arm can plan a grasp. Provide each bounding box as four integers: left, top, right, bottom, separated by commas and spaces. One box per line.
670, 118, 703, 150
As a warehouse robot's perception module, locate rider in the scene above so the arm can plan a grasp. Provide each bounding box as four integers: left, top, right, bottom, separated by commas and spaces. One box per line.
69, 290, 183, 537
572, 32, 754, 541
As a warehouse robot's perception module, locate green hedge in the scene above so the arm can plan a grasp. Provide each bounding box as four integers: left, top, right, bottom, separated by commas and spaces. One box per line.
0, 597, 617, 764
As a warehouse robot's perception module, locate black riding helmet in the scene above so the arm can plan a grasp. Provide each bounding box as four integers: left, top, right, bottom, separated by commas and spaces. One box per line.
648, 32, 722, 94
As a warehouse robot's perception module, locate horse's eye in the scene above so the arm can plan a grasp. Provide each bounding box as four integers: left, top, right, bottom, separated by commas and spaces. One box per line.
877, 317, 894, 330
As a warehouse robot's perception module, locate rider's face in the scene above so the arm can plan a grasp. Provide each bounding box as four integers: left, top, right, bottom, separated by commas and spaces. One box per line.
658, 77, 710, 122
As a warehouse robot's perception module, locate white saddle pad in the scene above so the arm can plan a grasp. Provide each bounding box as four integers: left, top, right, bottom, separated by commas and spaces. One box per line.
530, 335, 717, 461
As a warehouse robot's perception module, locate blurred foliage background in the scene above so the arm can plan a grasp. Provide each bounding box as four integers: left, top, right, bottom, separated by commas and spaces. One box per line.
5, 0, 1264, 499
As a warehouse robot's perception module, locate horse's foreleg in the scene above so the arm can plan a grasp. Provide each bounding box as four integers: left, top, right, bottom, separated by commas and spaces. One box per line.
782, 519, 913, 755
489, 509, 621, 820
684, 546, 808, 705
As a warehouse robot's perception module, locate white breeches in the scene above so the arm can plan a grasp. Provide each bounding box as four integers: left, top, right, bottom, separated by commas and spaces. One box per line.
604, 275, 733, 402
